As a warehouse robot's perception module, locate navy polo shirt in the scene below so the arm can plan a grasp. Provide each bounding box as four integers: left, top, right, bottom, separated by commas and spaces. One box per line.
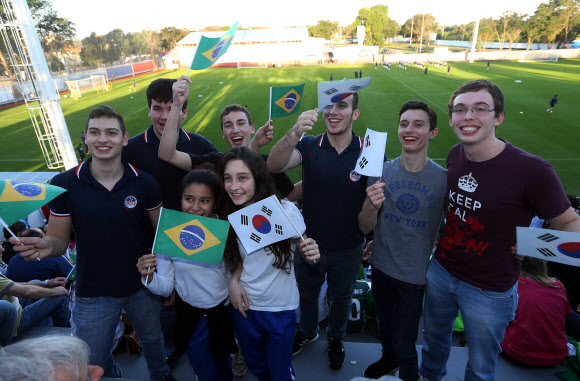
123, 126, 219, 211
7, 254, 72, 282
48, 158, 162, 298
295, 132, 368, 250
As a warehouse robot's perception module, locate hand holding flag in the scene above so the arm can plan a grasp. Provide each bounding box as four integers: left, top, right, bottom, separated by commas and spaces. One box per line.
290, 109, 318, 142
354, 128, 387, 177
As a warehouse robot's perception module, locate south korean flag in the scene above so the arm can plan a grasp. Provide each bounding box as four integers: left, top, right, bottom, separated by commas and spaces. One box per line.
228, 195, 302, 254
354, 128, 387, 177
516, 227, 580, 267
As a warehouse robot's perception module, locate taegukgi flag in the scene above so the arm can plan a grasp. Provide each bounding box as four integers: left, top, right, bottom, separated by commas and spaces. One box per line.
354, 128, 387, 177
190, 22, 239, 71
270, 83, 305, 118
153, 208, 230, 265
228, 195, 301, 254
317, 76, 372, 112
0, 179, 66, 226
517, 227, 580, 268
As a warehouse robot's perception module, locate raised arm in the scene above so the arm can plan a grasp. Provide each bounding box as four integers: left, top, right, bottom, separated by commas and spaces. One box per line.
267, 109, 318, 173
158, 75, 192, 171
249, 120, 273, 152
358, 181, 385, 235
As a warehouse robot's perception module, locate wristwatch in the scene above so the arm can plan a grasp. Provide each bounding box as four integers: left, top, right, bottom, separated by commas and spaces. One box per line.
44, 279, 48, 287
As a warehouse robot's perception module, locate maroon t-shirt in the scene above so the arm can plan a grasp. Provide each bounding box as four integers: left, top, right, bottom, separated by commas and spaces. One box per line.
435, 141, 570, 291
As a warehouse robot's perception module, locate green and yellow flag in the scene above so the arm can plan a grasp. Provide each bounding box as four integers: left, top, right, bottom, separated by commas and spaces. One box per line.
153, 208, 230, 265
189, 22, 239, 71
66, 247, 77, 281
270, 83, 305, 118
0, 179, 66, 226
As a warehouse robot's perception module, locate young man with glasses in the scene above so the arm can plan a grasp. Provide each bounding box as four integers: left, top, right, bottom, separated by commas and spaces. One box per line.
419, 79, 580, 381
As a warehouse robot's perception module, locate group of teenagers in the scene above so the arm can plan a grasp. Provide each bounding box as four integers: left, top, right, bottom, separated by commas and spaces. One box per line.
8, 73, 580, 381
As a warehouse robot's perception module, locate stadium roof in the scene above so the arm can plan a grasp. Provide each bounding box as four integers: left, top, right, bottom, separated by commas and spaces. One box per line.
177, 27, 310, 46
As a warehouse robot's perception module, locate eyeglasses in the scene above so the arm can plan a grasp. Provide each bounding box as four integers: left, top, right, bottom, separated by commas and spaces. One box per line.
451, 107, 495, 115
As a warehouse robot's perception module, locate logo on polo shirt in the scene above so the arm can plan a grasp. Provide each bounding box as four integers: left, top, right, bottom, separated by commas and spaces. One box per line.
349, 170, 361, 182
124, 196, 138, 209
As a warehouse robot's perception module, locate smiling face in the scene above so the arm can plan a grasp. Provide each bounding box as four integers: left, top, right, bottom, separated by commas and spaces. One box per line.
221, 111, 255, 148
181, 183, 215, 217
148, 99, 187, 140
450, 89, 504, 148
85, 117, 128, 161
223, 159, 256, 207
398, 109, 438, 154
322, 96, 360, 137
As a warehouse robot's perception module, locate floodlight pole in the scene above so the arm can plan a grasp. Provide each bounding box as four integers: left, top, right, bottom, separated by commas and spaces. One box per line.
469, 19, 480, 63
409, 18, 414, 47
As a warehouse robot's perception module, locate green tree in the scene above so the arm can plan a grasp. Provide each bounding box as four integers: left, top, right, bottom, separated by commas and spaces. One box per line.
80, 32, 106, 67
307, 20, 339, 40
401, 14, 438, 44
477, 18, 496, 50
554, 0, 580, 42
159, 27, 189, 51
353, 5, 392, 47
105, 29, 127, 64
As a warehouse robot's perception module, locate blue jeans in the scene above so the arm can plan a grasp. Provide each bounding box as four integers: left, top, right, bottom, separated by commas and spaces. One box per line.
420, 260, 518, 381
73, 288, 169, 380
0, 300, 18, 346
17, 294, 69, 334
372, 267, 425, 381
296, 245, 362, 339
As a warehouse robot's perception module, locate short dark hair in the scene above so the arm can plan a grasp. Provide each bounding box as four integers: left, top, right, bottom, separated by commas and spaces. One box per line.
399, 100, 437, 131
19, 228, 43, 239
3, 221, 26, 239
85, 105, 126, 135
146, 78, 187, 111
448, 79, 505, 119
351, 92, 359, 111
220, 104, 252, 130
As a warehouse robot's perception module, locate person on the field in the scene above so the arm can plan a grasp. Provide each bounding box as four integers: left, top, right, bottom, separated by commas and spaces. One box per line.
547, 94, 558, 113
419, 79, 580, 381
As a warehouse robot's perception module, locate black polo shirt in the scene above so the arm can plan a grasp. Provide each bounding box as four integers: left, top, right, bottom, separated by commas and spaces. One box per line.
295, 132, 368, 250
48, 158, 162, 297
123, 126, 219, 211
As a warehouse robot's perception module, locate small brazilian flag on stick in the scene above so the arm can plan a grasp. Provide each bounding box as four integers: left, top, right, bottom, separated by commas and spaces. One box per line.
153, 208, 230, 265
189, 22, 239, 72
270, 83, 305, 119
0, 179, 66, 227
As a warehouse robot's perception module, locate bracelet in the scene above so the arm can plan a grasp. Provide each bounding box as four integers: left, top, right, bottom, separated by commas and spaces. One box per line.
44, 279, 48, 287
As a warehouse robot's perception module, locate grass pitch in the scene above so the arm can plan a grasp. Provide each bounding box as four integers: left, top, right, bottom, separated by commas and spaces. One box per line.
1, 59, 579, 193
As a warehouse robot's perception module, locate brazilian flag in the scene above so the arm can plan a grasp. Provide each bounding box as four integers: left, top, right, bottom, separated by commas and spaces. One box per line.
153, 208, 230, 264
66, 247, 77, 281
189, 22, 239, 71
0, 179, 66, 226
270, 84, 305, 118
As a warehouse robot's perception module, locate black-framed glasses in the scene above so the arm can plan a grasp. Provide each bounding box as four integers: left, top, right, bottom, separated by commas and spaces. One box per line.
451, 107, 495, 115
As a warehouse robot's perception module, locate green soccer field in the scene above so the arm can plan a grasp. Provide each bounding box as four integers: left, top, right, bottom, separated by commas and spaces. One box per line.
1, 60, 580, 193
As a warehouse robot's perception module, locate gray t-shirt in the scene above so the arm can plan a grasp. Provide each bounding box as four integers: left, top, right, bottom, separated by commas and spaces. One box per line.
369, 158, 447, 285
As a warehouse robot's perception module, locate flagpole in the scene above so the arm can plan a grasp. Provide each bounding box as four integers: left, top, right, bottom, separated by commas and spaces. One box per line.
268, 87, 272, 123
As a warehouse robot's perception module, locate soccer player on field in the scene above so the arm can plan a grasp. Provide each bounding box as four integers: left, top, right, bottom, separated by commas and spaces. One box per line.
418, 79, 580, 381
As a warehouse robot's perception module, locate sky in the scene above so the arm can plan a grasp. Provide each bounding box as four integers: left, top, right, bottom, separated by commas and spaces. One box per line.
49, 0, 547, 40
